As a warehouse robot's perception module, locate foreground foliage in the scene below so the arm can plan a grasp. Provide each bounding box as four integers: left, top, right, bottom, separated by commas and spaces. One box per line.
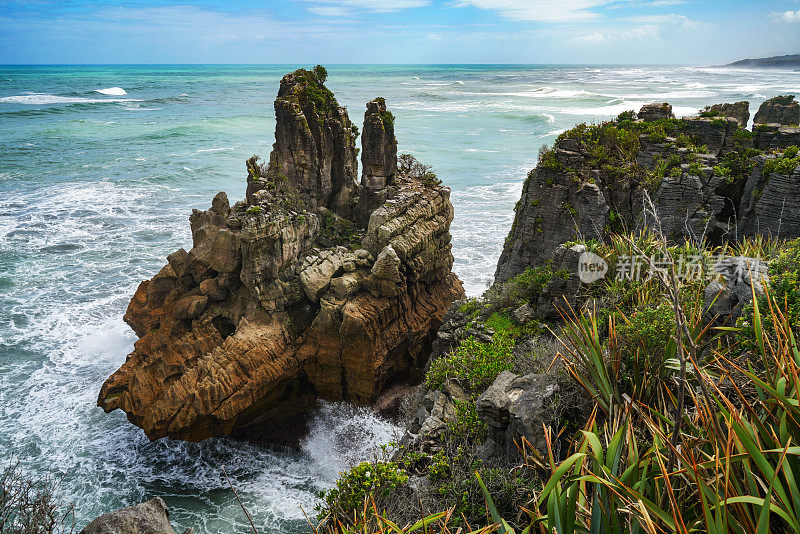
314, 227, 800, 533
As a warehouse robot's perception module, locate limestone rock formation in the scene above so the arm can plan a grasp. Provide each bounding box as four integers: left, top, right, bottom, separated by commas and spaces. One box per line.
356, 98, 397, 227
703, 101, 750, 127
246, 67, 359, 217
496, 100, 800, 282
704, 256, 769, 323
80, 498, 191, 534
638, 102, 674, 122
477, 370, 559, 459
753, 95, 800, 126
98, 69, 464, 443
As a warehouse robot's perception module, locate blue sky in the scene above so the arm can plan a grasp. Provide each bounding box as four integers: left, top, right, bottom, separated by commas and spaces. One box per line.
1, 0, 799, 64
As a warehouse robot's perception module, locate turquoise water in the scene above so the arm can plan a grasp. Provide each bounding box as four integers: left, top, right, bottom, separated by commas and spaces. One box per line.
1, 64, 798, 532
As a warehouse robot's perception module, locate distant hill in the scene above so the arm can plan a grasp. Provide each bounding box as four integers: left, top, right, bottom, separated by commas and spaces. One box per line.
723, 54, 800, 68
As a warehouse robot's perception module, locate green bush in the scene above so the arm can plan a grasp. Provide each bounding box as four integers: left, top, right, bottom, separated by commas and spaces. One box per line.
763, 147, 800, 176
427, 327, 515, 392
737, 238, 800, 350
312, 64, 328, 84
496, 265, 556, 309
446, 399, 487, 442
317, 461, 408, 520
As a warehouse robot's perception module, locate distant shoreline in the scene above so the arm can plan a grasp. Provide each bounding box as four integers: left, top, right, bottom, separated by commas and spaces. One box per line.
721, 54, 800, 68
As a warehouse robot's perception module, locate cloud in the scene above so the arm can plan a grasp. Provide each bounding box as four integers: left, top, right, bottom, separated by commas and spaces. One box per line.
572, 25, 658, 43
770, 10, 800, 23
305, 0, 429, 14
453, 0, 607, 22
307, 5, 353, 17
628, 13, 706, 29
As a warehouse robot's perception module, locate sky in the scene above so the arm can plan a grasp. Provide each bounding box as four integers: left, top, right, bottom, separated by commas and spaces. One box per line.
0, 0, 799, 64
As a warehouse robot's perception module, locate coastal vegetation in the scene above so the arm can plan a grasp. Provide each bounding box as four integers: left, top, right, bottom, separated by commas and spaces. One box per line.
313, 97, 800, 533
315, 231, 800, 534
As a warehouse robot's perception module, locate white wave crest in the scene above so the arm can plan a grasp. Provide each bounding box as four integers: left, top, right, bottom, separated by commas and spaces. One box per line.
0, 93, 136, 105
95, 87, 127, 96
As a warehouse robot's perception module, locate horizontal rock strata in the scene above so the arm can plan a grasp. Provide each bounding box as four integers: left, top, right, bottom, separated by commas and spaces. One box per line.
98, 68, 464, 443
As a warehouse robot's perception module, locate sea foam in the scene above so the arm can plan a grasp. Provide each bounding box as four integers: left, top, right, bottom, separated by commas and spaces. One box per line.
0, 93, 136, 105
95, 87, 128, 96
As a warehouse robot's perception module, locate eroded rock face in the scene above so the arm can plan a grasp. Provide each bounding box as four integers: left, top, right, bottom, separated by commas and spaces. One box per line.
496, 101, 800, 282
638, 102, 674, 122
704, 101, 750, 127
357, 98, 398, 227
246, 69, 359, 218
477, 370, 559, 459
98, 70, 464, 443
753, 95, 800, 126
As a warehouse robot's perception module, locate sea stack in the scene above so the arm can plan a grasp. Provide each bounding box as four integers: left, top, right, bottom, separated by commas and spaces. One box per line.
97, 67, 464, 444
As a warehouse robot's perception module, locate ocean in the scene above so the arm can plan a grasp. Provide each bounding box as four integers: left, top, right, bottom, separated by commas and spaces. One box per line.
1, 64, 798, 532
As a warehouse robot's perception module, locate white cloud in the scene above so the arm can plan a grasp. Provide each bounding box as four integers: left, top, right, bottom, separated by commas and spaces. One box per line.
628, 13, 706, 29
770, 10, 800, 23
307, 5, 353, 17
305, 0, 429, 15
453, 0, 606, 22
573, 24, 658, 43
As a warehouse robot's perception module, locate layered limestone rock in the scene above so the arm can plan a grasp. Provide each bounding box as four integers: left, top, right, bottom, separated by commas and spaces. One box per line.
753, 95, 800, 126
638, 102, 674, 121
356, 98, 398, 227
98, 68, 464, 443
496, 100, 800, 282
246, 67, 359, 217
703, 101, 750, 127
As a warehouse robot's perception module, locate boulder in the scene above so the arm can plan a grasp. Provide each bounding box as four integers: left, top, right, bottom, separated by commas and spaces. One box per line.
476, 371, 559, 459
704, 256, 769, 322
80, 498, 191, 534
753, 95, 800, 126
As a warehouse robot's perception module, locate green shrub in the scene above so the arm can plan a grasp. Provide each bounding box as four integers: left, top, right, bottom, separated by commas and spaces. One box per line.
317, 461, 408, 520
737, 238, 800, 350
397, 153, 440, 186
538, 146, 562, 172
312, 64, 328, 84
616, 110, 637, 122
447, 399, 487, 442
427, 328, 515, 392
763, 147, 800, 176
771, 94, 796, 105
495, 265, 556, 309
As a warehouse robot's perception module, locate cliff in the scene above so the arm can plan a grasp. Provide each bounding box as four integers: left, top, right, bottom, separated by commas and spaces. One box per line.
496, 97, 800, 282
97, 68, 464, 444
